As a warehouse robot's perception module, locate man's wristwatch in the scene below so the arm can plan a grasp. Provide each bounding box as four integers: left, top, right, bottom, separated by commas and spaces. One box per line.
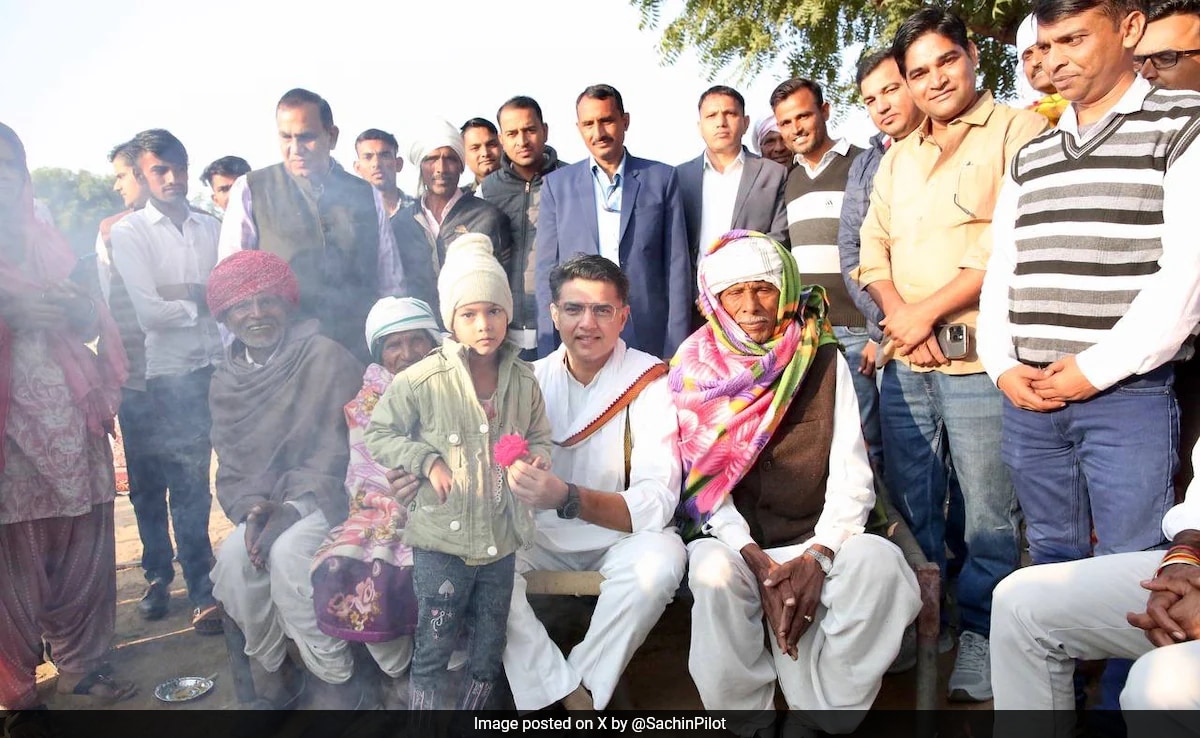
804, 547, 834, 576
556, 483, 581, 520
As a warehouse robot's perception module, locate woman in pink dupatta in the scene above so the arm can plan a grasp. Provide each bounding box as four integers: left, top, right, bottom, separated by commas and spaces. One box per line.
0, 123, 132, 709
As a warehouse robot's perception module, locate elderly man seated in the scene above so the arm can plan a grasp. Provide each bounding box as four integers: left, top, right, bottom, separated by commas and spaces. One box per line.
205, 250, 365, 709
502, 254, 685, 712
672, 231, 921, 735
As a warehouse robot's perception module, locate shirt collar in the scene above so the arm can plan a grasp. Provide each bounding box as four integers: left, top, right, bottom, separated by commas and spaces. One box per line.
702, 147, 746, 172
590, 152, 627, 184
143, 198, 197, 226
1056, 74, 1150, 138
795, 137, 851, 169
421, 186, 464, 219
916, 90, 997, 142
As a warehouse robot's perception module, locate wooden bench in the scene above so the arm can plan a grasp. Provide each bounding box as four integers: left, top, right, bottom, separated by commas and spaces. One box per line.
521, 507, 941, 713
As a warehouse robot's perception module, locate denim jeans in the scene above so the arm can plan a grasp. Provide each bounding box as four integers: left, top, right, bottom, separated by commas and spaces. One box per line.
834, 326, 883, 475
409, 548, 515, 710
137, 366, 216, 606
880, 362, 1020, 636
1001, 365, 1178, 564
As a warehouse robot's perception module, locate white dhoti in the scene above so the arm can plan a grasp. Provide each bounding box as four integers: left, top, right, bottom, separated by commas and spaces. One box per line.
687, 533, 920, 735
211, 510, 354, 684
502, 529, 686, 710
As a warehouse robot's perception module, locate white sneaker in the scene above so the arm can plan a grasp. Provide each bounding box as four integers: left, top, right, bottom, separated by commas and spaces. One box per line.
948, 630, 992, 702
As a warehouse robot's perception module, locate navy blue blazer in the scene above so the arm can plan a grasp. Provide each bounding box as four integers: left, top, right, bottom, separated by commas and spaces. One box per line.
534, 152, 693, 360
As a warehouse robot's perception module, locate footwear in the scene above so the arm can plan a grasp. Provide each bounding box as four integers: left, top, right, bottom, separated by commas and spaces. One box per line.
55, 669, 138, 707
948, 630, 992, 702
137, 578, 170, 620
191, 603, 224, 635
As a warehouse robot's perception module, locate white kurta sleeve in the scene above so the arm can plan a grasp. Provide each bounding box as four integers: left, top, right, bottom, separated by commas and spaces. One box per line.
619, 377, 683, 533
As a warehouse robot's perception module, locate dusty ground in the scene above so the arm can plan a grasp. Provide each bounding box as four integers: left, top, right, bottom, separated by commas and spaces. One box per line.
33, 490, 978, 715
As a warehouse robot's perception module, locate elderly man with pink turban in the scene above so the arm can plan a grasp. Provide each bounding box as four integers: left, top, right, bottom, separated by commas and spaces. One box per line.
205, 249, 367, 709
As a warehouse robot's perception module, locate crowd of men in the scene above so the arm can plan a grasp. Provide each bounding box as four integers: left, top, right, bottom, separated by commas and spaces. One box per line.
6, 0, 1200, 728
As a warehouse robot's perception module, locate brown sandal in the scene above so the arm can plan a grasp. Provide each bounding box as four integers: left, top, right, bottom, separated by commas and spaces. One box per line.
191, 604, 225, 636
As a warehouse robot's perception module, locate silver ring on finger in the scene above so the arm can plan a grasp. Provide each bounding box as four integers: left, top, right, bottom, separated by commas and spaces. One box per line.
803, 614, 814, 623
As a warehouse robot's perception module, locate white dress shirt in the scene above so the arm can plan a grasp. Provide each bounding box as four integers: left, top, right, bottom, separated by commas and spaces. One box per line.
110, 200, 223, 379
978, 76, 1200, 392
590, 154, 627, 266
697, 150, 745, 254
700, 352, 875, 559
218, 167, 403, 296
795, 137, 852, 179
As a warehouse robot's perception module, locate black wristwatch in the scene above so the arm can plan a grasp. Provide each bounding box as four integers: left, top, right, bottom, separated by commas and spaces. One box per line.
556, 482, 581, 519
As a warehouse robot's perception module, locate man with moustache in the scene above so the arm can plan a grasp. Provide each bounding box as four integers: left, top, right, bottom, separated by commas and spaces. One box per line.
534, 84, 691, 360
109, 129, 224, 634
835, 49, 925, 476
461, 118, 502, 193
391, 119, 509, 318
856, 7, 1046, 701
352, 129, 415, 218
480, 96, 568, 357
218, 88, 405, 363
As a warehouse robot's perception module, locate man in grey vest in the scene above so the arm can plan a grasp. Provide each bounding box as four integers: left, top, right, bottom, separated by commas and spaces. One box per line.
979, 0, 1200, 566
217, 88, 406, 364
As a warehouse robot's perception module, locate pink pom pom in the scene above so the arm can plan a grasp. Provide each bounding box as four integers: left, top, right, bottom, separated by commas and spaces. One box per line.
493, 434, 530, 468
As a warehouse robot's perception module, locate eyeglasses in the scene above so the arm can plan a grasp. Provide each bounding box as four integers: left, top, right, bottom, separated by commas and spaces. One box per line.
1134, 49, 1200, 70
555, 302, 619, 322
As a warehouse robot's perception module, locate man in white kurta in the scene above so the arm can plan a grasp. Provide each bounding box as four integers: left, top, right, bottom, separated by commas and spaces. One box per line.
503, 254, 685, 711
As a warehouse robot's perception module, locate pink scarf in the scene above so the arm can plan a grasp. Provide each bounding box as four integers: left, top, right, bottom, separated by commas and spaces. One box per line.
0, 139, 127, 470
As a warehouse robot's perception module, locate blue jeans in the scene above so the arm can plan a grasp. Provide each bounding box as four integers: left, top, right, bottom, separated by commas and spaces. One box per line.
834, 326, 883, 475
1001, 365, 1177, 564
409, 548, 515, 710
137, 366, 216, 606
880, 362, 1020, 636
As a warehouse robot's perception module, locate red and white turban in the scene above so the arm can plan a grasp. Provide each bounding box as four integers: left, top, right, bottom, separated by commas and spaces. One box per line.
207, 250, 300, 319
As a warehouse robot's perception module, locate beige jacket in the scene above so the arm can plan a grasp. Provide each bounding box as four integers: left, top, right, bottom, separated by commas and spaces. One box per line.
365, 338, 552, 564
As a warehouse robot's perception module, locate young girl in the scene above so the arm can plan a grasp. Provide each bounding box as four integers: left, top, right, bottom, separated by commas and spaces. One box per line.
365, 234, 551, 711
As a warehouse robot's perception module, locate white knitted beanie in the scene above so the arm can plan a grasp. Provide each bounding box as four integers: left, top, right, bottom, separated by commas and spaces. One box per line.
437, 233, 513, 330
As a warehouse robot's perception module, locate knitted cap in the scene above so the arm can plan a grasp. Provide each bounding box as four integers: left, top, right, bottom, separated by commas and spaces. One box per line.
207, 250, 300, 319
365, 296, 443, 358
436, 233, 513, 330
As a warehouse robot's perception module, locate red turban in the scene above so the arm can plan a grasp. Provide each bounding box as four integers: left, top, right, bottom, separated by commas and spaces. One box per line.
207, 250, 301, 319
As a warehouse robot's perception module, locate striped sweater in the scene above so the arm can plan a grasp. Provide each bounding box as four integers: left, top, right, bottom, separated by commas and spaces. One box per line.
1008, 88, 1200, 364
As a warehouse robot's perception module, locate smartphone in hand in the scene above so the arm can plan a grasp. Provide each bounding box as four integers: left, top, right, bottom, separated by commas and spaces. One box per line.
936, 323, 970, 360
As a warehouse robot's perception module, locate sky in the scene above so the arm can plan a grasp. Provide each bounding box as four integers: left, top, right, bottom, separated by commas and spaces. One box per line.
0, 0, 876, 194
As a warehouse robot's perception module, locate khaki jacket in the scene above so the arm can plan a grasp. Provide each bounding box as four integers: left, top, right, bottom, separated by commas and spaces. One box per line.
365, 338, 552, 564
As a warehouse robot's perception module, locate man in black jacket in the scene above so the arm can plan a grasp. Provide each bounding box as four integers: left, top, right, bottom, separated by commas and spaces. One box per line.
391, 119, 510, 320
480, 96, 568, 357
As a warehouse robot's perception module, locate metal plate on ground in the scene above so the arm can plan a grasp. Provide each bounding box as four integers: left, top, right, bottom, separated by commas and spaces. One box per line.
154, 676, 214, 703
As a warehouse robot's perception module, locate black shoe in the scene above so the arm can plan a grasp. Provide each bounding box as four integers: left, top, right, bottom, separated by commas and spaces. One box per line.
138, 578, 170, 620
